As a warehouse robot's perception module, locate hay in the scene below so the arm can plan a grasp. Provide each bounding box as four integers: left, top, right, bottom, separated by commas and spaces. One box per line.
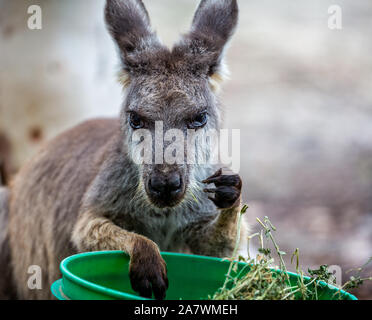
211, 205, 371, 300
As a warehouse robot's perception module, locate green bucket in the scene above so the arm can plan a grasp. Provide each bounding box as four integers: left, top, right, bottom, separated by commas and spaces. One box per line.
51, 251, 357, 300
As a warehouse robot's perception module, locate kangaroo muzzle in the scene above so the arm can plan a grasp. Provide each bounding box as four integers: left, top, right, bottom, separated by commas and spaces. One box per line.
147, 170, 185, 208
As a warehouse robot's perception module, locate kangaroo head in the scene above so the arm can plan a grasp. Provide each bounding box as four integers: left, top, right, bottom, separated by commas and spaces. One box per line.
105, 0, 238, 208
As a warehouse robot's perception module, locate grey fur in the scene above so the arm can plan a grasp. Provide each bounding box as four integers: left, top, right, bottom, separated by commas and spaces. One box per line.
0, 187, 15, 299
3, 0, 246, 299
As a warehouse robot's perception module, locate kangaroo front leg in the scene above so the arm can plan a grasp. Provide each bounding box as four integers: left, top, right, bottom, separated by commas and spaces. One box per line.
186, 169, 246, 257
71, 210, 168, 300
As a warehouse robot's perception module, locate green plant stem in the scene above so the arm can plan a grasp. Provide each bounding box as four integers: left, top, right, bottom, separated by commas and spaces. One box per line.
221, 207, 244, 291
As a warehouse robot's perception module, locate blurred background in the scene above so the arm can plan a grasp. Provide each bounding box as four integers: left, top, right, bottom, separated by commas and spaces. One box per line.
0, 0, 371, 299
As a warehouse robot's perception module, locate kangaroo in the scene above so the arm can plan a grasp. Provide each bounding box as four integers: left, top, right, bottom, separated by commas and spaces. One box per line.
0, 0, 247, 300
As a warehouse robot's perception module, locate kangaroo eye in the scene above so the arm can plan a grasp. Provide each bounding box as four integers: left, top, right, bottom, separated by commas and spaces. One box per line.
188, 112, 208, 129
129, 112, 145, 129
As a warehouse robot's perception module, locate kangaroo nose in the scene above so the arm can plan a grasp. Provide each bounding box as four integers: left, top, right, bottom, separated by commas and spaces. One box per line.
149, 173, 182, 194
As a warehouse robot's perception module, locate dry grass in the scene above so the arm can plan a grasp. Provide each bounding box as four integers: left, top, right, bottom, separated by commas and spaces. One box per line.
211, 205, 372, 300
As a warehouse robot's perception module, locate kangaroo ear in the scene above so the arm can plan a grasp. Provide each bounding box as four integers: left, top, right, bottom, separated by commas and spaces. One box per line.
105, 0, 164, 85
174, 0, 239, 91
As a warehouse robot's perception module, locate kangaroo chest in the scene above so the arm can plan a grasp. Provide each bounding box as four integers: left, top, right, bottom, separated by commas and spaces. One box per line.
117, 210, 190, 252
143, 213, 189, 251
